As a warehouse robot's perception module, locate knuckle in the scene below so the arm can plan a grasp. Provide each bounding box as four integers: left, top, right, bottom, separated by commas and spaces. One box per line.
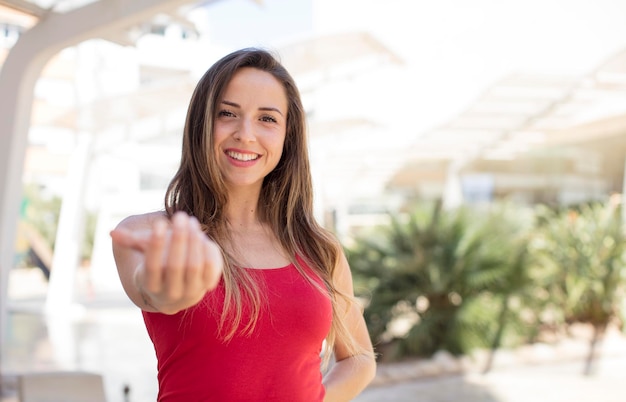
165, 287, 181, 301
206, 267, 222, 289
144, 282, 160, 294
187, 261, 202, 278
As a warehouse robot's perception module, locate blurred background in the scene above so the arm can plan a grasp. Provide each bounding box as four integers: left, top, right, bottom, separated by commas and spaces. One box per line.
1, 0, 626, 401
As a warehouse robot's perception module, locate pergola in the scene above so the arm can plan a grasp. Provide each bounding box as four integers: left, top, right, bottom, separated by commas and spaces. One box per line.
388, 49, 626, 206
406, 50, 626, 161
0, 0, 205, 386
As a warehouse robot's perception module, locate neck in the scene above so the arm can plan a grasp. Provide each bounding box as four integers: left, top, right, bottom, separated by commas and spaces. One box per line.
225, 185, 263, 229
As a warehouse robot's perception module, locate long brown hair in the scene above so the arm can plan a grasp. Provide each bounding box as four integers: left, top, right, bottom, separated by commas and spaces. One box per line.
165, 48, 364, 363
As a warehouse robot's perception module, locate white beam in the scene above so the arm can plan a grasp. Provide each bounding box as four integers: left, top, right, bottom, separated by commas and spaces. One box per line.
0, 0, 48, 18
0, 0, 198, 381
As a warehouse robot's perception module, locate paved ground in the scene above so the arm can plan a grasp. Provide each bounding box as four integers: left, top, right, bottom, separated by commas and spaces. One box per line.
4, 299, 625, 402
354, 355, 626, 402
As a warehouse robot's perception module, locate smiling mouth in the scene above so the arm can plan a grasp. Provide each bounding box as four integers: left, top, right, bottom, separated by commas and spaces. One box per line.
226, 150, 260, 161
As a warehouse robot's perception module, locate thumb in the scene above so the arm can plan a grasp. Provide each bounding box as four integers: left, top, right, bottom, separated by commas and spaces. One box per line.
110, 228, 151, 252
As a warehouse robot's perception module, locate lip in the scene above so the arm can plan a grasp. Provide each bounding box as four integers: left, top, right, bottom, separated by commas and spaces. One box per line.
224, 148, 261, 167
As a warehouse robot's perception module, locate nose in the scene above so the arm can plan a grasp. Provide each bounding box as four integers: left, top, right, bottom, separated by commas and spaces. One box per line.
233, 118, 255, 143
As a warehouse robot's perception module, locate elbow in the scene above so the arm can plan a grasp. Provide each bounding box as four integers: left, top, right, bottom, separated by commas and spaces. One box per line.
365, 355, 377, 385
350, 353, 376, 387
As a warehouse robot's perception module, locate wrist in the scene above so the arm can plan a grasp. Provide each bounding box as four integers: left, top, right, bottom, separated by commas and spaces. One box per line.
133, 265, 157, 311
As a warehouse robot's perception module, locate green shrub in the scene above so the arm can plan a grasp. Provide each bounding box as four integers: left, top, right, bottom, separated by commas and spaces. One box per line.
348, 201, 535, 360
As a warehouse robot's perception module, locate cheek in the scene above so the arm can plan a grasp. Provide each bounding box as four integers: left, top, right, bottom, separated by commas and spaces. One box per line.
275, 129, 287, 152
272, 137, 286, 164
277, 136, 286, 153
212, 125, 225, 143
265, 136, 285, 170
212, 127, 227, 153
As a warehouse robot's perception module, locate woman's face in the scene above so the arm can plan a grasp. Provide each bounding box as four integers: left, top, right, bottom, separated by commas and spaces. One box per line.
213, 67, 288, 190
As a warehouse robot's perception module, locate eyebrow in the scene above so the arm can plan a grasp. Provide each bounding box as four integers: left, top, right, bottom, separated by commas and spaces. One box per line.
221, 100, 284, 117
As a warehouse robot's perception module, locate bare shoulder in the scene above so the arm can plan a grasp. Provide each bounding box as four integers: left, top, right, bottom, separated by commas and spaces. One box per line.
115, 211, 168, 230
329, 236, 353, 284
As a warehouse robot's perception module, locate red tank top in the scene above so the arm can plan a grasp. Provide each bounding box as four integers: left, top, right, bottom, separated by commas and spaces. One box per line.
142, 260, 332, 401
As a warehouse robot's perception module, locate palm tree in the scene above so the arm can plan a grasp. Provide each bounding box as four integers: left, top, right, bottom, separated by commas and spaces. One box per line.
348, 200, 534, 360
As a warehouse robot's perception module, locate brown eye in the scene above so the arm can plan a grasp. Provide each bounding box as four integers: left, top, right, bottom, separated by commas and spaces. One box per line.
218, 110, 235, 117
260, 115, 277, 123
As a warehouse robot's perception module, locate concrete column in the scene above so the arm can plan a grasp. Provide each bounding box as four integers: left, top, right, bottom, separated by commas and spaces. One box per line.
45, 135, 93, 312
443, 160, 464, 210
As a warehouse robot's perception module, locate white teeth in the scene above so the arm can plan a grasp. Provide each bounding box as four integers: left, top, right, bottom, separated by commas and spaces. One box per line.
227, 151, 259, 161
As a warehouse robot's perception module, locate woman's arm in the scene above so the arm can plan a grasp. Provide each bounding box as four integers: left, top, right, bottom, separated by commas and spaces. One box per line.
110, 211, 223, 314
323, 249, 377, 401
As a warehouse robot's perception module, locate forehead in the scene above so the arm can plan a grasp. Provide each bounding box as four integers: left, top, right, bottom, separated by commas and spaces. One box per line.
223, 67, 287, 105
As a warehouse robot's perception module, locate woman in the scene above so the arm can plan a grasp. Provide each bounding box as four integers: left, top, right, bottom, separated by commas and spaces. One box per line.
111, 48, 376, 401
